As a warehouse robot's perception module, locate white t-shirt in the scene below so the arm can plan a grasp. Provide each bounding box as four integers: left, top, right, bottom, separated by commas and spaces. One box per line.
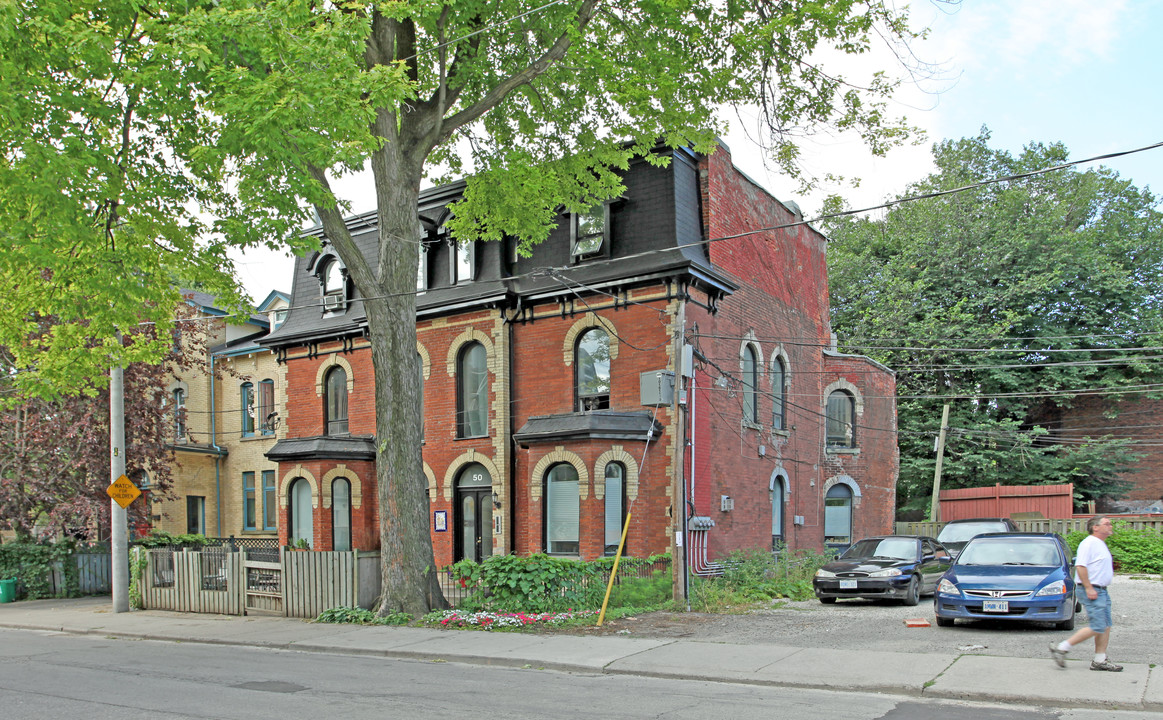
1075, 534, 1114, 587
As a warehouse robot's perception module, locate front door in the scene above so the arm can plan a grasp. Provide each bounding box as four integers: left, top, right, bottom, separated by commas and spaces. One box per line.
455, 463, 493, 563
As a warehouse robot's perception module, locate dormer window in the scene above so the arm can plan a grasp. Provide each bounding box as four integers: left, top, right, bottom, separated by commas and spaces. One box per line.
571, 204, 609, 260
321, 258, 347, 313
451, 239, 474, 284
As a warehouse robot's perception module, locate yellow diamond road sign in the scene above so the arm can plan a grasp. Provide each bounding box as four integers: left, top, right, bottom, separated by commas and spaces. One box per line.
107, 474, 141, 509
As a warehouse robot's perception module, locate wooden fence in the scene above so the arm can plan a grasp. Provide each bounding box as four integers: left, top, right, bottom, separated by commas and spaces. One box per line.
140, 548, 381, 618
896, 516, 1163, 537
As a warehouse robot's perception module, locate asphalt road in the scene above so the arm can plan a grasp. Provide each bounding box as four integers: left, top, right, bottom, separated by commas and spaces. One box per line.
1, 628, 1158, 720
599, 574, 1163, 666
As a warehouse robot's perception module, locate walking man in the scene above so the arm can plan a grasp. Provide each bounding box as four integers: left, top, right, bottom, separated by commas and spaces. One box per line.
1050, 516, 1121, 671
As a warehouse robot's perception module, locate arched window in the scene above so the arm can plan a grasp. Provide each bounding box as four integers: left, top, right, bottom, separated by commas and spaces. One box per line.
826, 390, 855, 447
332, 478, 351, 551
288, 478, 313, 547
544, 463, 579, 555
240, 382, 255, 436
457, 342, 488, 437
322, 258, 346, 312
576, 327, 611, 411
604, 463, 626, 556
771, 476, 786, 550
824, 484, 853, 546
772, 357, 786, 431
324, 366, 349, 435
742, 345, 758, 424
172, 388, 186, 441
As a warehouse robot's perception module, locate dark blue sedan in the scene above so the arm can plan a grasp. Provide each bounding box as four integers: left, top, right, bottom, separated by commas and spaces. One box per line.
933, 532, 1076, 629
813, 535, 952, 606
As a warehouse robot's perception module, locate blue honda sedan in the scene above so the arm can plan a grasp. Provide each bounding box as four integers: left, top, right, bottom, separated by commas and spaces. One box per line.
933, 532, 1076, 629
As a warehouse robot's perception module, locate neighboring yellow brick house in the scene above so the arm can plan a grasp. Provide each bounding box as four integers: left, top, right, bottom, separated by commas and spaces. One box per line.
150, 290, 290, 539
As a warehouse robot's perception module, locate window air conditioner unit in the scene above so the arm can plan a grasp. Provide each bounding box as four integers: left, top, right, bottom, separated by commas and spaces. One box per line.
323, 294, 344, 312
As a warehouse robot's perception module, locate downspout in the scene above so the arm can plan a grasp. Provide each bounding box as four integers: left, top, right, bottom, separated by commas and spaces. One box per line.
505, 299, 521, 555
210, 352, 223, 537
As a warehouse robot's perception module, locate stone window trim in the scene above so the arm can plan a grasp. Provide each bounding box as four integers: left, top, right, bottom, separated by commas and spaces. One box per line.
822, 474, 862, 509
424, 462, 437, 502
594, 446, 640, 502
442, 450, 502, 504
314, 354, 355, 397
278, 465, 319, 509
770, 347, 791, 434
823, 379, 863, 450
320, 465, 362, 510
445, 327, 496, 377
530, 447, 589, 502
562, 314, 620, 366
768, 466, 792, 496
417, 341, 431, 381
739, 332, 763, 429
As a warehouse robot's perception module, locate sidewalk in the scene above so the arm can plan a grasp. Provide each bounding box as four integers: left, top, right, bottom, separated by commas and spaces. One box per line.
2, 596, 1160, 712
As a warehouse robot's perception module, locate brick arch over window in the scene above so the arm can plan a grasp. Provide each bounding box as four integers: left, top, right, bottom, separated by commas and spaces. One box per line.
769, 346, 790, 431
445, 327, 495, 376
594, 446, 640, 501
417, 341, 431, 381
278, 465, 319, 508
314, 354, 355, 398
321, 465, 363, 510
739, 331, 763, 426
822, 474, 862, 508
562, 313, 620, 366
531, 447, 589, 502
822, 379, 864, 415
769, 465, 791, 495
443, 450, 503, 502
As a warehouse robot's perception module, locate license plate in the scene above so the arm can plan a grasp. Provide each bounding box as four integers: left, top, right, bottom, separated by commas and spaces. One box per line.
982, 599, 1009, 612
839, 579, 857, 590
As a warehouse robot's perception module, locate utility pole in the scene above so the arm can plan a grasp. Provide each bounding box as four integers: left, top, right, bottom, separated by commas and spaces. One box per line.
929, 403, 951, 523
110, 344, 129, 613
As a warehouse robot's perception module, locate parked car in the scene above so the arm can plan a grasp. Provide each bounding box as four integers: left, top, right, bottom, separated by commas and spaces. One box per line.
935, 517, 1020, 558
933, 532, 1076, 629
813, 535, 953, 606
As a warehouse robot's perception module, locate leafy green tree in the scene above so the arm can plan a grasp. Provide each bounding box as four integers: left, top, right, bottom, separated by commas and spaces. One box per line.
824, 130, 1163, 515
4, 0, 921, 614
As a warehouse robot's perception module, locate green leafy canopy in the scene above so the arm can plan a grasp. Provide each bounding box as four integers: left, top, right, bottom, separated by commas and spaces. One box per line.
824, 129, 1163, 514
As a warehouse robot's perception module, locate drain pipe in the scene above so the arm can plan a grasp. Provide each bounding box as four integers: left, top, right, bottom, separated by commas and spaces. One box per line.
210, 351, 223, 537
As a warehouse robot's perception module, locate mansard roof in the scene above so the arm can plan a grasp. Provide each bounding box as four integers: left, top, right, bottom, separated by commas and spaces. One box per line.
262, 146, 738, 349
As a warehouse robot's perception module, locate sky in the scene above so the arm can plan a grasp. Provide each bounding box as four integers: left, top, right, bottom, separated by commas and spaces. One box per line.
230, 0, 1163, 304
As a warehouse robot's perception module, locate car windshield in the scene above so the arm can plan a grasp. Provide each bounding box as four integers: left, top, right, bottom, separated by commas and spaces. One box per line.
841, 537, 917, 561
956, 537, 1061, 566
937, 521, 1010, 544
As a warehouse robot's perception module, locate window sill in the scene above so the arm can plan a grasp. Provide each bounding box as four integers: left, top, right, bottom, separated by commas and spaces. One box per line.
240, 434, 275, 442
456, 434, 489, 441
742, 421, 763, 432
771, 429, 791, 439
826, 446, 860, 456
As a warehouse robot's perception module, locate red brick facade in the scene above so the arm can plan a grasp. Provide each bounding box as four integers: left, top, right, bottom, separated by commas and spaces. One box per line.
264, 142, 899, 567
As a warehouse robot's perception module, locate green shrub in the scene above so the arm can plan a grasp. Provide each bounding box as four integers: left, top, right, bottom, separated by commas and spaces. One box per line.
1067, 523, 1163, 574
135, 531, 211, 549
607, 569, 671, 608
315, 606, 412, 626
0, 541, 79, 599
688, 547, 831, 611
451, 553, 604, 613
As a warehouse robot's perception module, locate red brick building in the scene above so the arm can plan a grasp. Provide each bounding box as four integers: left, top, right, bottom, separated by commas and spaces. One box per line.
261, 141, 899, 568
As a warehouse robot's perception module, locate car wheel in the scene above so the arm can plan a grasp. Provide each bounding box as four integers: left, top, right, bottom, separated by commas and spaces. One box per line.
935, 615, 954, 627
819, 597, 837, 604
902, 575, 921, 606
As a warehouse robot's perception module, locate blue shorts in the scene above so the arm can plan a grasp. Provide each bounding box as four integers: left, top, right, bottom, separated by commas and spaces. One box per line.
1079, 587, 1112, 632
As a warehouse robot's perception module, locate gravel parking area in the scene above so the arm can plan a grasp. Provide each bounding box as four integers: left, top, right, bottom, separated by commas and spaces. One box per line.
593, 574, 1163, 666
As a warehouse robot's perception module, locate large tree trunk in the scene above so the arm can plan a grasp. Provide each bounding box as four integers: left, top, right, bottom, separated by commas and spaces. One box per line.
362, 154, 448, 617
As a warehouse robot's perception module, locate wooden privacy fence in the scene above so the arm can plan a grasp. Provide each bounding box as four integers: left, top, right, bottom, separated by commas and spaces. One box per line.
140, 547, 381, 618
897, 516, 1163, 537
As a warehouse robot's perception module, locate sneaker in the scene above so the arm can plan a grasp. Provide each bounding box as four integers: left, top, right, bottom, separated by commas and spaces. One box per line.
1090, 659, 1123, 672
1049, 644, 1067, 668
